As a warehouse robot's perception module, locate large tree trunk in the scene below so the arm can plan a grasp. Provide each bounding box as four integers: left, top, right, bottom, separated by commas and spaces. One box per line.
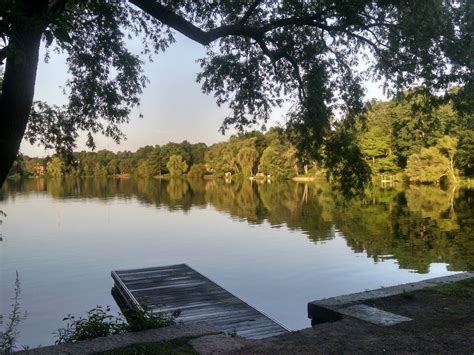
0, 2, 47, 187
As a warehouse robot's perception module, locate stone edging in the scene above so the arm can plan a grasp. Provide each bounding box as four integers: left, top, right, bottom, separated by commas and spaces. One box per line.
308, 272, 474, 323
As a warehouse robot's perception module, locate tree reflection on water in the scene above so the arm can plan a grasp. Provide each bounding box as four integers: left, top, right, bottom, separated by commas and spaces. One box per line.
1, 177, 472, 273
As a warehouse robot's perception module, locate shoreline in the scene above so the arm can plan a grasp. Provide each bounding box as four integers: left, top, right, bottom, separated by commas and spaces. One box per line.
19, 272, 474, 354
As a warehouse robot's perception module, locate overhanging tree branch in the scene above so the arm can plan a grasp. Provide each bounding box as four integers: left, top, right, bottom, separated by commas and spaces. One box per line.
128, 0, 402, 92
129, 0, 260, 44
128, 0, 399, 105
240, 0, 263, 25
128, 0, 370, 46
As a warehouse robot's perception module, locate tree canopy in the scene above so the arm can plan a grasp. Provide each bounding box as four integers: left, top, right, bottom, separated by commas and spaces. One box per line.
0, 0, 472, 187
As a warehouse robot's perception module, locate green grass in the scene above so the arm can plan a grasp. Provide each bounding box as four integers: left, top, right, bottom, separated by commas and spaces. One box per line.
96, 337, 198, 355
425, 277, 474, 298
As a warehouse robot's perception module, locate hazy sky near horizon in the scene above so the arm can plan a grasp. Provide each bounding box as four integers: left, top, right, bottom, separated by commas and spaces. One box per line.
22, 33, 386, 157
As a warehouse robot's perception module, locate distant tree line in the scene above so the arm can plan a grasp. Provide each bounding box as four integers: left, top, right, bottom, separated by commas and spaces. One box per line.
8, 91, 473, 185
9, 128, 304, 180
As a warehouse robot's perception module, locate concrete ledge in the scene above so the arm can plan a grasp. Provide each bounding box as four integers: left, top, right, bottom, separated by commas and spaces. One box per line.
308, 273, 474, 325
337, 304, 412, 326
16, 322, 221, 355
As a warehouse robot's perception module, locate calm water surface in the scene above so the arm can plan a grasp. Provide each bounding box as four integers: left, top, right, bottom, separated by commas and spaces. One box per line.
0, 178, 473, 347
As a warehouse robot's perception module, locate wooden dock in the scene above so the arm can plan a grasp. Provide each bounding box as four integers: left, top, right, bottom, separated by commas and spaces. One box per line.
111, 264, 289, 339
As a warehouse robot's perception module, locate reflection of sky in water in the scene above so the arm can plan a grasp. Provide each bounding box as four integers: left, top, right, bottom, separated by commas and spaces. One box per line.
0, 194, 462, 347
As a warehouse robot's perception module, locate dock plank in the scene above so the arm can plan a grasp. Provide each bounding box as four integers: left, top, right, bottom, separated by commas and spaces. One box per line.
112, 264, 289, 339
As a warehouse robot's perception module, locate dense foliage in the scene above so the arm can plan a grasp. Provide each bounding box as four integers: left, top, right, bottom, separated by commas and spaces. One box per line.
55, 306, 178, 344
10, 92, 473, 185
354, 92, 473, 183
0, 0, 472, 187
166, 154, 188, 177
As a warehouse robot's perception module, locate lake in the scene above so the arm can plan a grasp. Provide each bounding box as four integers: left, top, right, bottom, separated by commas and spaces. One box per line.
0, 178, 472, 347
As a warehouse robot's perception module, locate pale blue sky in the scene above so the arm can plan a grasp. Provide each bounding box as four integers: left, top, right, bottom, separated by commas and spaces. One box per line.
22, 33, 385, 157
